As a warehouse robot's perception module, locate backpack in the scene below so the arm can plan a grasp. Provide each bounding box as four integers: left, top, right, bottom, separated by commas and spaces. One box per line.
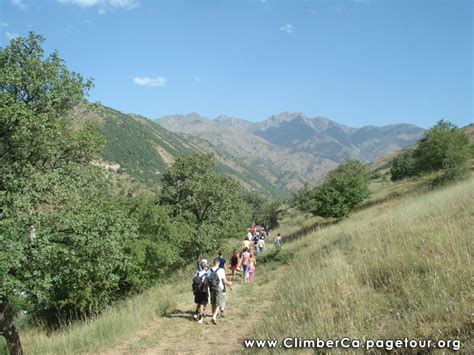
231, 254, 238, 265
208, 268, 221, 292
192, 273, 208, 294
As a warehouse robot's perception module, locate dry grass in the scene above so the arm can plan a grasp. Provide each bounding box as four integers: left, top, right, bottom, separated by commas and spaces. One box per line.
255, 177, 473, 352
12, 285, 177, 354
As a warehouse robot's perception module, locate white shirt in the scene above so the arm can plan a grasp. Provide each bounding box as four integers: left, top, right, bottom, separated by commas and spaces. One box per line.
211, 266, 227, 291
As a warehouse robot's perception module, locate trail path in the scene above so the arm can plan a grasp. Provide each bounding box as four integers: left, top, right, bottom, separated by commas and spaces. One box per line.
106, 264, 283, 354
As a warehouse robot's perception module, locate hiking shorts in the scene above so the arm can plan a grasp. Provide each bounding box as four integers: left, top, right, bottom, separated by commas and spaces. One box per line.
194, 291, 208, 305
210, 290, 226, 308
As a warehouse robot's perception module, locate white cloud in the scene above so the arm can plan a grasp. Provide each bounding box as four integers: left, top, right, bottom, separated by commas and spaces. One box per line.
6, 31, 19, 40
11, 0, 27, 10
133, 76, 166, 87
57, 0, 139, 13
280, 24, 295, 34
0, 22, 8, 27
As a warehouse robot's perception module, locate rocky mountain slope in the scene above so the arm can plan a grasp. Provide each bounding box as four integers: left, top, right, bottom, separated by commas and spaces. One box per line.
157, 112, 425, 189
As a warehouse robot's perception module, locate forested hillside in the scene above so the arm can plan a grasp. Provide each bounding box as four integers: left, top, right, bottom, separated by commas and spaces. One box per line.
71, 105, 285, 197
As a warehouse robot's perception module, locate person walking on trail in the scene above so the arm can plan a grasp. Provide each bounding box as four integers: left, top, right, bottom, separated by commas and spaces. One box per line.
217, 251, 227, 272
230, 249, 239, 280
209, 258, 232, 324
248, 255, 257, 283
240, 247, 251, 284
192, 259, 210, 324
275, 233, 282, 249
242, 236, 251, 251
257, 237, 265, 254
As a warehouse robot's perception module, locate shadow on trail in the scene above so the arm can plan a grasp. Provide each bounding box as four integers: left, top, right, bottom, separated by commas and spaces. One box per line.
163, 310, 195, 321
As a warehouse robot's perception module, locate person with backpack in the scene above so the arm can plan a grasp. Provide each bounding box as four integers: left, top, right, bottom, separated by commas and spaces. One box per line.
192, 259, 210, 323
209, 258, 232, 324
230, 249, 239, 280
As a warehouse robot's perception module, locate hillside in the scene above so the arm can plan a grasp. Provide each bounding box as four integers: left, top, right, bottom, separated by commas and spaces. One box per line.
157, 112, 425, 189
14, 172, 473, 354
70, 104, 286, 197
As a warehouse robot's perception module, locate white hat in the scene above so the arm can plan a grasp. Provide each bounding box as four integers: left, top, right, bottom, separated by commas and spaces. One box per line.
200, 259, 209, 267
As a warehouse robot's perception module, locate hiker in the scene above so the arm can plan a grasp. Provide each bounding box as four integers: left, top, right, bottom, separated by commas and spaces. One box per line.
209, 258, 232, 324
265, 225, 271, 237
247, 231, 253, 241
275, 233, 282, 249
248, 255, 257, 283
217, 250, 227, 272
192, 259, 210, 323
240, 247, 251, 284
257, 237, 265, 254
242, 236, 251, 251
230, 248, 239, 280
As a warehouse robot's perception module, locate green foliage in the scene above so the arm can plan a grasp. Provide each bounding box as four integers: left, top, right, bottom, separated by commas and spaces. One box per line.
412, 120, 472, 183
161, 154, 250, 256
309, 160, 369, 218
0, 32, 134, 336
243, 193, 282, 228
390, 149, 417, 181
29, 177, 142, 323
0, 32, 93, 115
122, 193, 193, 285
289, 183, 313, 214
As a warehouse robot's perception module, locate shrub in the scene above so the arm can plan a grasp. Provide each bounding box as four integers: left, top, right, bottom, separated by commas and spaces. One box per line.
413, 120, 472, 183
310, 160, 369, 218
390, 149, 417, 181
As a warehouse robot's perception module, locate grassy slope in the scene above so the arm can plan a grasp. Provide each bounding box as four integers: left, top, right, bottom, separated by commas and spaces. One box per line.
6, 175, 473, 353
256, 177, 473, 352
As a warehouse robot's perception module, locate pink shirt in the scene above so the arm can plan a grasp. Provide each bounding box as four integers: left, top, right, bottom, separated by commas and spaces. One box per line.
241, 251, 250, 266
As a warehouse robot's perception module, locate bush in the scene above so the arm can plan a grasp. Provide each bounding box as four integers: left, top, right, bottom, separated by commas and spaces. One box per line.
413, 120, 472, 183
310, 160, 369, 218
390, 149, 417, 181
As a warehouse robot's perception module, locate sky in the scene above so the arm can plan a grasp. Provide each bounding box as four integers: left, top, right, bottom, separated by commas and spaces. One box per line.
1, 0, 472, 128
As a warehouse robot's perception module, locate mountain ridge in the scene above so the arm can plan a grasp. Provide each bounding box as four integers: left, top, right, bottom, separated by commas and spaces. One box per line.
156, 112, 425, 189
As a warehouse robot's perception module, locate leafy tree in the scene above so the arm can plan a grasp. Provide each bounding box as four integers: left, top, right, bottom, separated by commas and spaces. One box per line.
160, 154, 250, 256
390, 149, 417, 181
29, 179, 141, 324
310, 160, 369, 218
243, 193, 282, 228
413, 120, 472, 183
0, 32, 104, 353
123, 193, 194, 285
289, 183, 313, 213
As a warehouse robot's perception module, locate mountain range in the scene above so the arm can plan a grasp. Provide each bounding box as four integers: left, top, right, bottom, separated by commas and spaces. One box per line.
156, 112, 425, 190
72, 104, 425, 197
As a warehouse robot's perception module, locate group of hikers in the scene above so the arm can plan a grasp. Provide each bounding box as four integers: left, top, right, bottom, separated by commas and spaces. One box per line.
191, 224, 282, 324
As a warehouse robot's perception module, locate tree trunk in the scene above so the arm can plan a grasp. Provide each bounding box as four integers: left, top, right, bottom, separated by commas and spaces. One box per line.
0, 297, 23, 355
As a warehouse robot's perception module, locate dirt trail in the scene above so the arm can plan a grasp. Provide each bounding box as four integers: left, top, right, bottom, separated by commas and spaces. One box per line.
106, 265, 283, 354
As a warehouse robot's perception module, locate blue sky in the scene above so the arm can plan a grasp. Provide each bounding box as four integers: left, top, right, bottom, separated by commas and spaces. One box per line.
1, 0, 472, 128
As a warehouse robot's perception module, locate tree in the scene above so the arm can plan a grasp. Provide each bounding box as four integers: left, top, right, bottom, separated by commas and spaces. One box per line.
0, 33, 98, 353
160, 154, 250, 256
390, 149, 417, 181
310, 160, 369, 218
243, 193, 282, 229
412, 120, 472, 183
